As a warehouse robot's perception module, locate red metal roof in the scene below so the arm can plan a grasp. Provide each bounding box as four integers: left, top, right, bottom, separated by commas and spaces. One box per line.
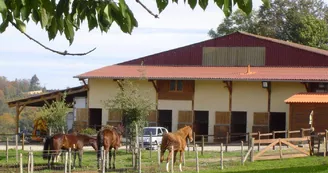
118, 31, 328, 67
285, 93, 328, 103
74, 65, 328, 81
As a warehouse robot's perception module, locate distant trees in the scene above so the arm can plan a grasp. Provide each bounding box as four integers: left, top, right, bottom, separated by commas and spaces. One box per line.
208, 0, 328, 49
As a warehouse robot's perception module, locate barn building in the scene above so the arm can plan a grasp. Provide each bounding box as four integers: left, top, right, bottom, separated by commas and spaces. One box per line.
73, 31, 328, 142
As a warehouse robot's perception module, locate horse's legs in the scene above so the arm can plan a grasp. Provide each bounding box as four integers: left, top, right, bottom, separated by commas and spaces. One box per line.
113, 148, 117, 169
160, 149, 166, 163
179, 151, 183, 172
78, 150, 83, 168
108, 148, 112, 169
166, 149, 173, 172
174, 151, 178, 164
73, 150, 77, 169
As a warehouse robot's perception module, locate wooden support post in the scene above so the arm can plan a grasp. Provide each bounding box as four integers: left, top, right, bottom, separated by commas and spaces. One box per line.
157, 144, 161, 168
201, 135, 204, 156
20, 153, 23, 173
287, 129, 290, 148
193, 132, 196, 151
226, 132, 229, 152
279, 139, 282, 159
272, 131, 276, 150
65, 151, 68, 173
31, 151, 34, 173
138, 147, 141, 173
6, 137, 8, 163
220, 143, 224, 170
248, 132, 251, 150
171, 145, 174, 173
195, 144, 199, 173
258, 131, 261, 151
241, 141, 244, 166
16, 134, 18, 162
69, 148, 72, 173
324, 137, 326, 157
251, 138, 254, 162
28, 152, 31, 173
187, 138, 190, 156
22, 133, 25, 151
150, 133, 152, 158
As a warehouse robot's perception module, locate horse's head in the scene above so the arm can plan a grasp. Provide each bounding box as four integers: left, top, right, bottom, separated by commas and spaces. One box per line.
89, 137, 98, 151
114, 123, 125, 136
186, 126, 193, 142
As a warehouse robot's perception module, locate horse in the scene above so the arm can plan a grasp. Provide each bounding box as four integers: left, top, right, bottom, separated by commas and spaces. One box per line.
160, 125, 193, 172
43, 133, 98, 169
97, 124, 124, 170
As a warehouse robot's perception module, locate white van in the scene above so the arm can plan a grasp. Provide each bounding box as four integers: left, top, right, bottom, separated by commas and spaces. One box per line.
140, 127, 169, 150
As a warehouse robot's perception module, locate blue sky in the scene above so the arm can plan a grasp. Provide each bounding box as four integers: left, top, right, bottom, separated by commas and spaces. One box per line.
0, 0, 264, 89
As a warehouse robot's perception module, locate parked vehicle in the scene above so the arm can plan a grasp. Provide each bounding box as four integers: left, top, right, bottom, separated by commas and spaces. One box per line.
140, 127, 168, 150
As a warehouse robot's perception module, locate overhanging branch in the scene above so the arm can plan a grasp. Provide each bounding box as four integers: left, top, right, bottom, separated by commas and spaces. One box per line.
135, 0, 159, 18
9, 21, 96, 56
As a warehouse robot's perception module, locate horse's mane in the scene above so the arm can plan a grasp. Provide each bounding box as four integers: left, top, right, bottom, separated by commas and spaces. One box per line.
174, 126, 191, 137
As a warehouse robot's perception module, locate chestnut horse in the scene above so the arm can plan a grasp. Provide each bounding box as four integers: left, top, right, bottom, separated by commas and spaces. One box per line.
97, 124, 124, 170
160, 126, 193, 172
43, 133, 98, 169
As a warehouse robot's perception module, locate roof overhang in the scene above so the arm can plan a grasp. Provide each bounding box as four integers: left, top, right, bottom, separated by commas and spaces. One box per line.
7, 85, 88, 108
285, 93, 328, 104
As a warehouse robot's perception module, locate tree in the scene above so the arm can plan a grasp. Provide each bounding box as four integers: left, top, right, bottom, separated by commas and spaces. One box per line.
208, 9, 258, 38
29, 74, 41, 91
209, 0, 328, 50
0, 0, 269, 56
102, 80, 154, 138
39, 93, 71, 134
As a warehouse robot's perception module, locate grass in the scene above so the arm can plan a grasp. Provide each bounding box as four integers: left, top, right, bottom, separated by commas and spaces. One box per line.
1, 148, 328, 172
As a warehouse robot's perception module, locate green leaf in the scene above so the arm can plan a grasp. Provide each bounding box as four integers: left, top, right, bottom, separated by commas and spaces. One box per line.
261, 0, 270, 8
223, 0, 232, 16
119, 0, 128, 17
156, 0, 168, 13
199, 0, 208, 10
20, 6, 29, 21
214, 0, 224, 9
15, 18, 26, 32
32, 9, 40, 24
57, 16, 64, 34
48, 18, 57, 40
64, 16, 74, 45
56, 0, 69, 17
40, 8, 48, 28
87, 13, 98, 31
188, 0, 197, 9
235, 0, 252, 15
0, 19, 8, 33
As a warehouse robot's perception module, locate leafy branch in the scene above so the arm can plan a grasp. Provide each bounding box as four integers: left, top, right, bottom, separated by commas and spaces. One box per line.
9, 20, 96, 56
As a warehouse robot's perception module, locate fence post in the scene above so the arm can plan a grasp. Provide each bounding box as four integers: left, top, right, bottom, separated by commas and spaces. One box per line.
171, 145, 174, 173
248, 132, 251, 150
22, 133, 25, 151
272, 131, 276, 150
150, 133, 152, 158
225, 132, 229, 152
138, 147, 141, 173
6, 137, 8, 163
201, 135, 204, 156
65, 151, 68, 173
102, 147, 105, 173
193, 132, 196, 151
69, 148, 72, 173
279, 138, 282, 159
28, 151, 31, 173
31, 151, 34, 173
195, 144, 199, 173
250, 138, 254, 162
220, 143, 223, 170
157, 144, 161, 168
324, 137, 326, 157
257, 131, 260, 151
16, 134, 18, 162
241, 141, 244, 166
287, 129, 290, 148
187, 138, 190, 156
20, 153, 23, 173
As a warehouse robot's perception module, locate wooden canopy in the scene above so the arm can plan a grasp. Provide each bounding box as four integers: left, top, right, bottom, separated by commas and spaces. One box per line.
6, 85, 88, 133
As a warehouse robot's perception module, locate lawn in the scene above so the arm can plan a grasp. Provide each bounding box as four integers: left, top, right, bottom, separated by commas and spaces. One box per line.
1, 148, 328, 172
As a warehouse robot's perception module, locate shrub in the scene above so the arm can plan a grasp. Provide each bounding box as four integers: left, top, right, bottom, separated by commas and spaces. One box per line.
80, 128, 97, 135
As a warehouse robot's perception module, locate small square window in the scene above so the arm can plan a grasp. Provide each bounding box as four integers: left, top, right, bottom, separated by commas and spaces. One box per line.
177, 80, 183, 91
169, 81, 176, 91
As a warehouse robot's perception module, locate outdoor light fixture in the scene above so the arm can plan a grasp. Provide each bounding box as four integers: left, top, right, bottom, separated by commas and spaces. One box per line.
262, 81, 269, 88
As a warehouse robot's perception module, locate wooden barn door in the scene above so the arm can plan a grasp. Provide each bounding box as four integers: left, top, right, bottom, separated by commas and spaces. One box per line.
252, 112, 269, 138
178, 111, 193, 130
107, 109, 123, 126
214, 111, 230, 143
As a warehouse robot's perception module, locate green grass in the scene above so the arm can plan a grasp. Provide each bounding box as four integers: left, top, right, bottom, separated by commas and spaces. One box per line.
1, 148, 328, 172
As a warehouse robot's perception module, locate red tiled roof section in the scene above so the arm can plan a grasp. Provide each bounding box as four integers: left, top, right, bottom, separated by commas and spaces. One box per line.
285, 93, 328, 103
74, 65, 328, 81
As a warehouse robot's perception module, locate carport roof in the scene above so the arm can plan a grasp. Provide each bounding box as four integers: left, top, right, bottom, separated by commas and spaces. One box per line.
6, 85, 88, 108
285, 93, 328, 104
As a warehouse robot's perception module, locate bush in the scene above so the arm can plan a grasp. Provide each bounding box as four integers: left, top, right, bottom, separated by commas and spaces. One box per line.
80, 128, 97, 135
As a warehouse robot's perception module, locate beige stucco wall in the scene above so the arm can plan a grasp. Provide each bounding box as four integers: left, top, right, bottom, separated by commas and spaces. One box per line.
232, 81, 267, 133
158, 100, 192, 132
88, 79, 156, 125
194, 80, 229, 142
270, 82, 306, 130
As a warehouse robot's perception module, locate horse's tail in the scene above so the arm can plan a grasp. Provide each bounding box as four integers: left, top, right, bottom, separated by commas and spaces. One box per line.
43, 136, 51, 160
97, 130, 104, 160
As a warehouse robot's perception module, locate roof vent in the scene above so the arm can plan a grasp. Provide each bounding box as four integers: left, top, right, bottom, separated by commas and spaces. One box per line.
241, 64, 255, 75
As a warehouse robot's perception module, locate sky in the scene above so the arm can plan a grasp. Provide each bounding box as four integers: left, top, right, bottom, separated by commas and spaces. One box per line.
0, 0, 264, 89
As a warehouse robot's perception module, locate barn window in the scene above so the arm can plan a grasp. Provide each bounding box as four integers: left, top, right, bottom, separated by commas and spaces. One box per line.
169, 80, 183, 91
309, 82, 328, 92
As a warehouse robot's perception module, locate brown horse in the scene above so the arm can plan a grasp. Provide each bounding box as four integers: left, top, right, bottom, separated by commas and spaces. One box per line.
160, 126, 193, 172
43, 133, 98, 169
97, 124, 124, 170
